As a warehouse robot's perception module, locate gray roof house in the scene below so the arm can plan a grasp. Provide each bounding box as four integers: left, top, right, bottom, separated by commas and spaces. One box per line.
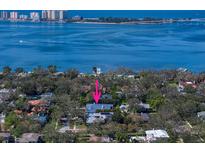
197, 111, 205, 120
87, 113, 107, 124
86, 103, 113, 124
145, 129, 169, 141
0, 133, 13, 143
16, 133, 43, 143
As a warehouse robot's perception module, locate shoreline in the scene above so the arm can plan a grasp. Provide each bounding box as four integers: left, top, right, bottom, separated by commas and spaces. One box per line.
0, 18, 204, 25
0, 66, 191, 75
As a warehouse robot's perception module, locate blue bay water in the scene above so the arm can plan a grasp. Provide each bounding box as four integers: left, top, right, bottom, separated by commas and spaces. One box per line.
0, 11, 205, 72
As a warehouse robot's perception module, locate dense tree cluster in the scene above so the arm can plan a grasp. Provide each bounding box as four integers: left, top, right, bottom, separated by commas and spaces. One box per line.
1, 66, 205, 143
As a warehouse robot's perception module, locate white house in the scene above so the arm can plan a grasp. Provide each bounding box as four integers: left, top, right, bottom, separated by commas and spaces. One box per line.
145, 129, 169, 141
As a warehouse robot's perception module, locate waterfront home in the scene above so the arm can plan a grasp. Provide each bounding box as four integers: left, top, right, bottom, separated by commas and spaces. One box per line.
178, 81, 197, 93
92, 67, 102, 75
96, 68, 102, 75
16, 133, 43, 143
145, 129, 169, 141
177, 67, 188, 72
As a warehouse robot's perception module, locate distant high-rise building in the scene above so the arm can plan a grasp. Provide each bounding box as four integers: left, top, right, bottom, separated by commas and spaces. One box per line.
47, 10, 52, 20
59, 11, 64, 20
30, 12, 40, 21
46, 10, 65, 21
41, 10, 47, 19
1, 11, 9, 19
51, 10, 59, 20
51, 10, 56, 20
10, 12, 18, 20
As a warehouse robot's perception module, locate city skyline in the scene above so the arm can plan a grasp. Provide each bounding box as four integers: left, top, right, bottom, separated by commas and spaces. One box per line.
0, 10, 66, 21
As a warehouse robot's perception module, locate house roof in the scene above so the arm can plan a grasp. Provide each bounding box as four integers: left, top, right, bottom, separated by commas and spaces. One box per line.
87, 114, 106, 124
28, 100, 48, 106
86, 112, 113, 124
146, 129, 169, 139
0, 88, 16, 93
86, 103, 113, 113
139, 103, 150, 109
197, 111, 205, 118
18, 133, 42, 143
0, 133, 10, 138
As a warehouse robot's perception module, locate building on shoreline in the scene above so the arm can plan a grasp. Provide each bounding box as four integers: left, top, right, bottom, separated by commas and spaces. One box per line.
45, 10, 64, 21
0, 10, 65, 22
41, 10, 47, 20
10, 12, 18, 20
0, 11, 9, 20
59, 10, 64, 21
30, 12, 40, 21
